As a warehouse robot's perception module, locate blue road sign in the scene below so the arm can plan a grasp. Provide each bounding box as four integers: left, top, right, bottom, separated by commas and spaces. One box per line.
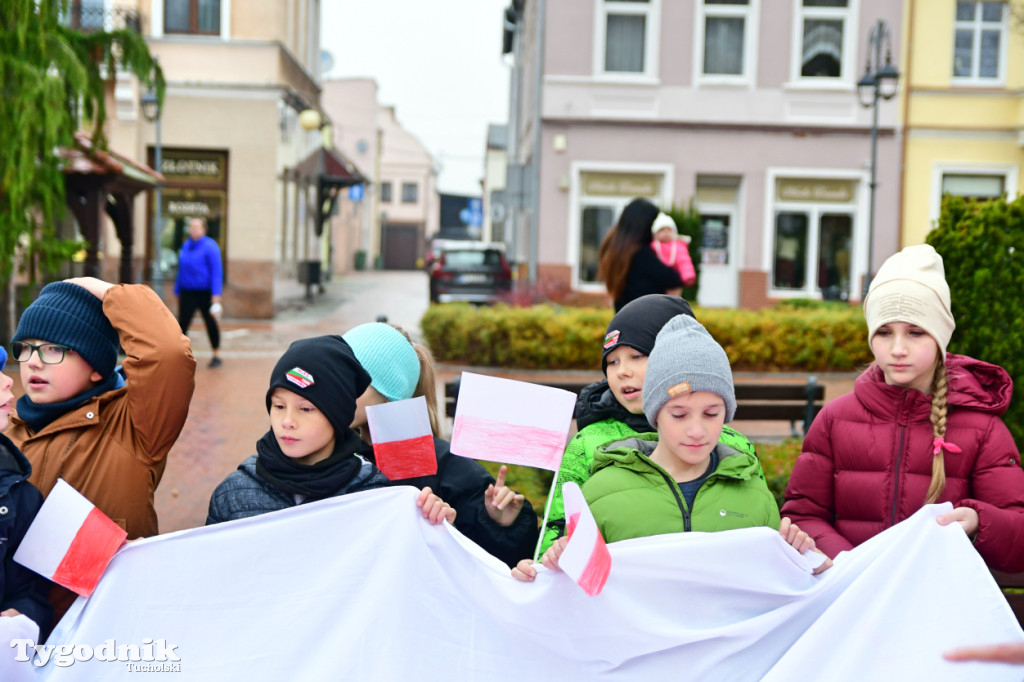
348, 184, 364, 201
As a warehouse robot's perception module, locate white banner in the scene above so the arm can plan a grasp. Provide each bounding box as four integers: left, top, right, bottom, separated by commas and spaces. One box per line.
25, 488, 1023, 681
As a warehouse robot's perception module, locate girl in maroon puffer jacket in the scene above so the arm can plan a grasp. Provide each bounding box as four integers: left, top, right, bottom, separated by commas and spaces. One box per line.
782, 244, 1024, 573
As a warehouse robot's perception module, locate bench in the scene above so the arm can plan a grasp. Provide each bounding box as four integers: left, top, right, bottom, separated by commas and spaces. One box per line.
444, 376, 824, 438
992, 571, 1024, 628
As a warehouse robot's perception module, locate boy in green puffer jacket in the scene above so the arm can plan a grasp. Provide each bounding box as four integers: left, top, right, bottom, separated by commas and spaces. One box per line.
533, 295, 756, 559
513, 314, 830, 582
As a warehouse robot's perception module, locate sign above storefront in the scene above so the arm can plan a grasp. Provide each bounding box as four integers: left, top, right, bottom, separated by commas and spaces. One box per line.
160, 150, 227, 183
777, 179, 856, 203
581, 172, 660, 198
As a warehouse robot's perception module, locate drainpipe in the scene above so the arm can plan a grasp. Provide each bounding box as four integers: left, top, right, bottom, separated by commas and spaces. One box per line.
897, 0, 915, 248
528, 0, 546, 285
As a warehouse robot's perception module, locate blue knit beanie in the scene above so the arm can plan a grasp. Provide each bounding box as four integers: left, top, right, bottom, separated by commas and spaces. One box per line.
342, 323, 420, 401
13, 282, 119, 377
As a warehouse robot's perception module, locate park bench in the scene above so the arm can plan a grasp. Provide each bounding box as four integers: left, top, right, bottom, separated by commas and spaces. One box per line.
992, 570, 1024, 628
444, 375, 824, 438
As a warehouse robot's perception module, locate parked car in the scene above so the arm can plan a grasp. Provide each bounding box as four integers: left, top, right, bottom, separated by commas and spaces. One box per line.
429, 242, 513, 304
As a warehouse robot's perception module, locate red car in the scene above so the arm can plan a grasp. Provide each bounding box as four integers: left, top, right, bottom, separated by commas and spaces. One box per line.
429, 242, 513, 304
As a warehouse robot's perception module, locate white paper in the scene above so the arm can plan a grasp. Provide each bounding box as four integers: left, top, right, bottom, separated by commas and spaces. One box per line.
13, 479, 93, 577
365, 395, 432, 443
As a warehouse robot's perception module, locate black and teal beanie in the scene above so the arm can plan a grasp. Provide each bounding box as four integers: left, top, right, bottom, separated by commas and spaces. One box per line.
13, 282, 119, 377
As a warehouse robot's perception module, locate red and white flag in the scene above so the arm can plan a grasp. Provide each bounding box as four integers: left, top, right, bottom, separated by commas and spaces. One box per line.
450, 373, 575, 472
13, 479, 127, 597
558, 481, 611, 597
366, 396, 438, 480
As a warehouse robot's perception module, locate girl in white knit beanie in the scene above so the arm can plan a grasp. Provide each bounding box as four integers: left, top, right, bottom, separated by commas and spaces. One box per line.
783, 244, 1024, 574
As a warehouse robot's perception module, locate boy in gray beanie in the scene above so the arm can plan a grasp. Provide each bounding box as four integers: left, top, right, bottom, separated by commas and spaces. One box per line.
514, 314, 830, 581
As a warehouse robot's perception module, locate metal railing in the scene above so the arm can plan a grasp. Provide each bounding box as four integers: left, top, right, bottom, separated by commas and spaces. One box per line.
63, 3, 141, 33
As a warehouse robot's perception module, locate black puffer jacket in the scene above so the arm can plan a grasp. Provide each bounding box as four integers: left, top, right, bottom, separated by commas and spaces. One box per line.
0, 433, 53, 633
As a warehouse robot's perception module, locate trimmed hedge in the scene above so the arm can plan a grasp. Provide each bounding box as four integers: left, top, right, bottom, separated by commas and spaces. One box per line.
422, 301, 873, 372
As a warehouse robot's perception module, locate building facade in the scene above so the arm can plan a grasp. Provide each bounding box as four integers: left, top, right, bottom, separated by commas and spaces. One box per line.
504, 0, 903, 308
96, 0, 326, 318
901, 0, 1024, 246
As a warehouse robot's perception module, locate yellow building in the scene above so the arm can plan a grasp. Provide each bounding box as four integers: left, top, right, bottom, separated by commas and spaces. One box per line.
902, 0, 1024, 246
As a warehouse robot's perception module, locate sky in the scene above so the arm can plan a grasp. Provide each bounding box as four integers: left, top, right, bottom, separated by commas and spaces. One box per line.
320, 0, 512, 196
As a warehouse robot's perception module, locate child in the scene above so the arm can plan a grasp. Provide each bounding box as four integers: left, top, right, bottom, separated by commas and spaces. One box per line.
206, 335, 455, 526
650, 212, 696, 287
514, 314, 828, 579
782, 244, 1024, 572
6, 277, 195, 623
535, 294, 757, 558
0, 347, 53, 634
343, 322, 539, 567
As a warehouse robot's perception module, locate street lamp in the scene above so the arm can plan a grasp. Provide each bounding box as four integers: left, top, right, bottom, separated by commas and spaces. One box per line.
140, 87, 164, 301
856, 19, 899, 298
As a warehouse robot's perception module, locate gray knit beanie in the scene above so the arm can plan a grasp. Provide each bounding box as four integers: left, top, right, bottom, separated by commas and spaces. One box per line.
641, 314, 736, 428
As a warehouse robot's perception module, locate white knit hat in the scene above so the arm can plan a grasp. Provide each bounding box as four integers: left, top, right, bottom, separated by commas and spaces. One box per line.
650, 212, 677, 235
863, 244, 955, 358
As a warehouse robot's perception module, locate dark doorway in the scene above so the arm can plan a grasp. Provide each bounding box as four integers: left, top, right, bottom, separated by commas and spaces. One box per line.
382, 224, 420, 270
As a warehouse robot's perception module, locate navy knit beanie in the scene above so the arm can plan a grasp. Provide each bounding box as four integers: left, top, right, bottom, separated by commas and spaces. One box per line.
266, 335, 372, 435
602, 294, 696, 374
13, 282, 119, 377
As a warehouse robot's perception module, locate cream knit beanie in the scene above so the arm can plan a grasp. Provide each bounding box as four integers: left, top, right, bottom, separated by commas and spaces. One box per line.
863, 244, 955, 357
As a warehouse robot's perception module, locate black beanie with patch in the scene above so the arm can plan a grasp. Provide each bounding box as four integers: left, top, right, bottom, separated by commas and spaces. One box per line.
601, 294, 696, 374
265, 335, 371, 435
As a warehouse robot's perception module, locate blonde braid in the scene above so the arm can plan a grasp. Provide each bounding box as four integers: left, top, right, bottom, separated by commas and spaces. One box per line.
924, 359, 949, 504
388, 324, 442, 437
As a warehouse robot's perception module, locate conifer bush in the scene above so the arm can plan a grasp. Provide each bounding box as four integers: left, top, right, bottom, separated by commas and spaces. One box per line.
928, 195, 1024, 451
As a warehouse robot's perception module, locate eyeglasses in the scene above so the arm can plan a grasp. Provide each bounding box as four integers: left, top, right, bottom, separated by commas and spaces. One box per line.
11, 342, 72, 365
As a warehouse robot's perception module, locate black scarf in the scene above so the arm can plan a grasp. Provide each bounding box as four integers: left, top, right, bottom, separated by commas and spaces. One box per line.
254, 427, 373, 500
574, 379, 653, 433
16, 372, 124, 434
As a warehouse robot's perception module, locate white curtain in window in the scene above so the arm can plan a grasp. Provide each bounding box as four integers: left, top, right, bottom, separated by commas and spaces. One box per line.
704, 17, 744, 75
801, 20, 843, 77
605, 14, 646, 72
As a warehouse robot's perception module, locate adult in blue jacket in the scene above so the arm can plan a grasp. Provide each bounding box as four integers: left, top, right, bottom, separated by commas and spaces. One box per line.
175, 217, 224, 368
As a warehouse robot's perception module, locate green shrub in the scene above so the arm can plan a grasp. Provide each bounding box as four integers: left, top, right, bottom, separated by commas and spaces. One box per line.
422, 302, 873, 372
929, 195, 1024, 451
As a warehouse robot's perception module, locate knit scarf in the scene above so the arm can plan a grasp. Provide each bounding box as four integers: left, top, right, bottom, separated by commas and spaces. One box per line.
575, 379, 654, 433
16, 372, 124, 434
254, 428, 372, 500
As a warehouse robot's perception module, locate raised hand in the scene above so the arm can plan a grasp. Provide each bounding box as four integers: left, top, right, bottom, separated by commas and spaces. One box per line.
484, 465, 526, 526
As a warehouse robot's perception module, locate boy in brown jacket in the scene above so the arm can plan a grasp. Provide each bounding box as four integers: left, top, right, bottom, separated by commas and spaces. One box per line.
5, 277, 195, 624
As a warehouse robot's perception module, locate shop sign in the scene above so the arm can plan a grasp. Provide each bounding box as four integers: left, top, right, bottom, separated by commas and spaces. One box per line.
582, 173, 660, 198
777, 179, 855, 203
160, 150, 227, 183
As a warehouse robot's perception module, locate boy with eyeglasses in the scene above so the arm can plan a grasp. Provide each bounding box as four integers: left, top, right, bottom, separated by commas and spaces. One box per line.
5, 277, 195, 627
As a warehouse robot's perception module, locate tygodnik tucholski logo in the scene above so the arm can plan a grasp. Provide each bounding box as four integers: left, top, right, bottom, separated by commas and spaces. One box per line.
11, 638, 181, 670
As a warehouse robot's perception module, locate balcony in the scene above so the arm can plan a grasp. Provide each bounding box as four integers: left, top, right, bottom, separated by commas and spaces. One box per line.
63, 2, 141, 33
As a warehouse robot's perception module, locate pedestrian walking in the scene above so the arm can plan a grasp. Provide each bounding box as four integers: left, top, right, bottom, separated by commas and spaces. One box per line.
175, 216, 224, 368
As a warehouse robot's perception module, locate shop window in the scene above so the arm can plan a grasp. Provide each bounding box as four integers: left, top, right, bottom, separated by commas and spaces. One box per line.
601, 0, 654, 75
700, 0, 752, 78
953, 1, 1006, 82
774, 212, 809, 290
773, 210, 852, 297
579, 205, 618, 283
380, 182, 393, 203
941, 173, 1005, 201
402, 182, 418, 203
165, 0, 220, 35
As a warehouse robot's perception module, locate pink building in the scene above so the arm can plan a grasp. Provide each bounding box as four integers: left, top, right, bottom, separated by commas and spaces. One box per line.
504, 0, 902, 308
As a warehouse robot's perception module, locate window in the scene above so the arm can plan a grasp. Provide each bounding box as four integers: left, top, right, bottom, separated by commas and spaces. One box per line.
600, 0, 655, 76
953, 1, 1007, 82
795, 0, 852, 81
380, 182, 392, 203
401, 182, 418, 203
579, 205, 618, 283
773, 212, 852, 296
699, 0, 753, 80
165, 0, 220, 35
941, 173, 1005, 201
62, 0, 105, 30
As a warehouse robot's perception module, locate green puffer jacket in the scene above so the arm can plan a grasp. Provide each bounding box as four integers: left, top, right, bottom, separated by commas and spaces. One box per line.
583, 435, 780, 544
536, 381, 758, 557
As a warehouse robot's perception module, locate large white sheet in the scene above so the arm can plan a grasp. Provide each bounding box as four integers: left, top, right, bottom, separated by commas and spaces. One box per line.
31, 487, 1024, 681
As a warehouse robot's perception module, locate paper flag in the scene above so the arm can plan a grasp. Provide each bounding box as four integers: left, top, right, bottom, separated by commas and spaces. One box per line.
13, 479, 127, 597
450, 373, 575, 471
558, 481, 611, 597
366, 396, 438, 480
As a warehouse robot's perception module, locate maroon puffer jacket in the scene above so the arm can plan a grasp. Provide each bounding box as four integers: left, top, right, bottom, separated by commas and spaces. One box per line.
782, 353, 1024, 572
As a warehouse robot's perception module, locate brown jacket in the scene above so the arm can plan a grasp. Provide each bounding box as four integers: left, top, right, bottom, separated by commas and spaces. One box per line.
6, 284, 196, 539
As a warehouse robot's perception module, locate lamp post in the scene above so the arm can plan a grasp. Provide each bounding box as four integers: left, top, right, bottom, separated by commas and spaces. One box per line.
140, 88, 164, 301
857, 19, 900, 298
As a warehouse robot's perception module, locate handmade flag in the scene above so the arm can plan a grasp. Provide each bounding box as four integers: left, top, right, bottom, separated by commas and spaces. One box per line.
557, 481, 611, 597
366, 395, 437, 479
13, 479, 127, 597
450, 373, 575, 471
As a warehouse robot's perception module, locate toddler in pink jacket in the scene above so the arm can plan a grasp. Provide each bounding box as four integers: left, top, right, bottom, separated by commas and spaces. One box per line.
650, 212, 696, 286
